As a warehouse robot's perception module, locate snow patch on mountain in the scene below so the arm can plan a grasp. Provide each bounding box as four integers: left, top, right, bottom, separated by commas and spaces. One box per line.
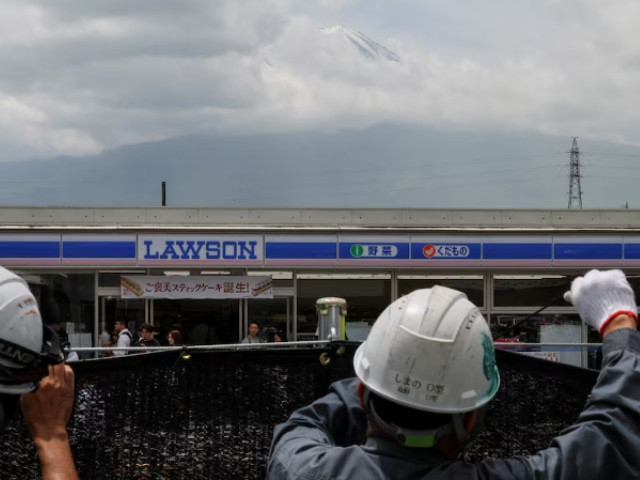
321, 25, 400, 63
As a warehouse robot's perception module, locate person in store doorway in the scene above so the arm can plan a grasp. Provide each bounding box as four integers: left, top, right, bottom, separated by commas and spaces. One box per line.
139, 324, 160, 349
168, 329, 183, 346
268, 269, 640, 479
191, 320, 219, 345
264, 326, 283, 343
113, 319, 131, 356
241, 322, 261, 344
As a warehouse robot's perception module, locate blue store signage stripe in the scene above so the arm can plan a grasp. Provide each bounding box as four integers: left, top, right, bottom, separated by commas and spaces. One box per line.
484, 243, 552, 260
554, 243, 622, 260
2, 236, 639, 263
265, 242, 336, 259
0, 241, 60, 258
624, 244, 640, 259
63, 241, 136, 259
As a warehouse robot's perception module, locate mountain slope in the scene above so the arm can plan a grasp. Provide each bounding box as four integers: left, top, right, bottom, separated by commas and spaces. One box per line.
0, 125, 596, 209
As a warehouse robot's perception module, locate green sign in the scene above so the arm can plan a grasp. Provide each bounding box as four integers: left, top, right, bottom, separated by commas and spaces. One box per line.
350, 244, 364, 257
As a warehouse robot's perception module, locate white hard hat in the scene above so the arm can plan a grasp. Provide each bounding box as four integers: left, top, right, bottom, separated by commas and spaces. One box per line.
0, 266, 49, 394
353, 286, 500, 414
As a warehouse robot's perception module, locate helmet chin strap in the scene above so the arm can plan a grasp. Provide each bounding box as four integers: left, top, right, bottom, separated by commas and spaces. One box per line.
450, 414, 469, 449
365, 390, 469, 449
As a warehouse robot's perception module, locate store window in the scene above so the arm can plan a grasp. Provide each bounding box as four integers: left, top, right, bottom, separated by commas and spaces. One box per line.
398, 274, 484, 307
247, 297, 289, 342
99, 271, 145, 287
626, 275, 640, 302
493, 274, 573, 307
247, 270, 292, 289
296, 272, 391, 340
585, 324, 602, 369
247, 271, 293, 342
100, 296, 145, 345
153, 299, 239, 345
491, 313, 595, 368
20, 271, 95, 350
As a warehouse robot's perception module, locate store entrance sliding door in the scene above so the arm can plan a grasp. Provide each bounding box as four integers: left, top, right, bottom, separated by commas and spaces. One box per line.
152, 299, 240, 345
98, 296, 146, 357
246, 296, 291, 342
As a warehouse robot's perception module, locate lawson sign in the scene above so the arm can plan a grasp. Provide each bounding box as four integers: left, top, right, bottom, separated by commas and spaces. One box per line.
138, 235, 263, 265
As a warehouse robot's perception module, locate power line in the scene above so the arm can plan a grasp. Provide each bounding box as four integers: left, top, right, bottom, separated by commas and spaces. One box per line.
583, 163, 640, 171
583, 151, 640, 158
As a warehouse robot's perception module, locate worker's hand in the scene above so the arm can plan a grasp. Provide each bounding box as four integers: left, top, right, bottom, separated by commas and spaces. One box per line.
19, 364, 75, 441
564, 269, 638, 336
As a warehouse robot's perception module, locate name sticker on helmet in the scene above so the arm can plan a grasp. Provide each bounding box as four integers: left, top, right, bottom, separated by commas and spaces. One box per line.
391, 371, 446, 403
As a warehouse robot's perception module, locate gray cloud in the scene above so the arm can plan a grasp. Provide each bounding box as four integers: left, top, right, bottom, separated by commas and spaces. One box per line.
0, 0, 639, 165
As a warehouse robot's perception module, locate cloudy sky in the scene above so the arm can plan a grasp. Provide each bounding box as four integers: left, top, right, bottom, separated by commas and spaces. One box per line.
1, 0, 640, 208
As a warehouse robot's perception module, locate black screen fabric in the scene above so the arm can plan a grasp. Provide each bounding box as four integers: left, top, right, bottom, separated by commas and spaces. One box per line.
0, 344, 597, 479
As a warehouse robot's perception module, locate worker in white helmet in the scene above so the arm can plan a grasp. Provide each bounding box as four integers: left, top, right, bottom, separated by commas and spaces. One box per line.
268, 270, 640, 479
0, 266, 78, 480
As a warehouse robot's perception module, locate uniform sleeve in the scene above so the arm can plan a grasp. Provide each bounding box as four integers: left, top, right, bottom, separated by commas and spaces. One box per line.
509, 328, 640, 480
267, 378, 367, 479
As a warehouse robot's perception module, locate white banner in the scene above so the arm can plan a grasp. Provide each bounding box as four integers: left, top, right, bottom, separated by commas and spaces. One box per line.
120, 275, 273, 299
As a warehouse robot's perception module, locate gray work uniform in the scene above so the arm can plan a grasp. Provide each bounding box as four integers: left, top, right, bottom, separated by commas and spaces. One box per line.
268, 328, 640, 479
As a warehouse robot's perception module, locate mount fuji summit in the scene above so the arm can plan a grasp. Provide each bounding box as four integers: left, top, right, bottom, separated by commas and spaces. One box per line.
321, 25, 400, 62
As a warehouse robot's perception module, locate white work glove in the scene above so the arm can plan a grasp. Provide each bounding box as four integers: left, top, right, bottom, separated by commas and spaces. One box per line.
564, 269, 638, 336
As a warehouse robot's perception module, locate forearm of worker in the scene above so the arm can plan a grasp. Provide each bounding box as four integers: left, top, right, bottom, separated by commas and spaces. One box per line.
267, 378, 366, 476
33, 431, 79, 480
518, 315, 640, 479
601, 313, 637, 336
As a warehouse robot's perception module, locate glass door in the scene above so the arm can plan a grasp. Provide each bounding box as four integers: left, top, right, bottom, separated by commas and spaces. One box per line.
152, 299, 240, 345
246, 297, 291, 342
98, 296, 146, 356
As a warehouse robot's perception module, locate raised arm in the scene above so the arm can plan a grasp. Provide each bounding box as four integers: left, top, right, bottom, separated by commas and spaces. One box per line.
513, 270, 640, 480
20, 364, 79, 480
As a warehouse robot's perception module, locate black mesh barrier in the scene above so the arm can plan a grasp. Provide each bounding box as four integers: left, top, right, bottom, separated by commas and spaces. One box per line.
0, 343, 599, 479
463, 349, 598, 462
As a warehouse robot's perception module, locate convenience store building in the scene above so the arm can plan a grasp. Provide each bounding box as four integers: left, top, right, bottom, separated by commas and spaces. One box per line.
2, 206, 639, 367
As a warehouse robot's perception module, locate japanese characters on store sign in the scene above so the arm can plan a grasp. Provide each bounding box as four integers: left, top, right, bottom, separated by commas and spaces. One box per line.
120, 275, 273, 299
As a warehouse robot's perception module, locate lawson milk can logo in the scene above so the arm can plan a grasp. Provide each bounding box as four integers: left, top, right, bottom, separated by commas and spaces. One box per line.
350, 244, 398, 258
422, 244, 470, 259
